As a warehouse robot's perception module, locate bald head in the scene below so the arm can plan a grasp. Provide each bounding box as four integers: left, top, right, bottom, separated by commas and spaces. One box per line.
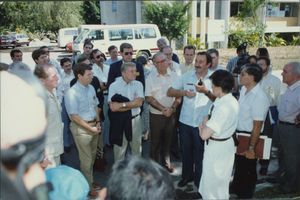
0, 71, 47, 149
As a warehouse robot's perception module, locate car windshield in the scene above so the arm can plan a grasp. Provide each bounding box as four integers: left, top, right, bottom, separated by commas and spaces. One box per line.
74, 29, 89, 43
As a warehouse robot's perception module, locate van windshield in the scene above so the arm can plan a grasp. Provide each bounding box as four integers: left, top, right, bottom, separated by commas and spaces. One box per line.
74, 29, 89, 43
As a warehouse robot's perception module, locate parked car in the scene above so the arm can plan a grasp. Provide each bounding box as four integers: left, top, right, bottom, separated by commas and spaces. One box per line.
0, 33, 30, 48
0, 35, 15, 48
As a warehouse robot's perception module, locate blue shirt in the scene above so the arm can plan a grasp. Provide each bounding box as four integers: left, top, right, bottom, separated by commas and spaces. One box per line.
65, 81, 99, 121
172, 69, 212, 127
108, 77, 144, 116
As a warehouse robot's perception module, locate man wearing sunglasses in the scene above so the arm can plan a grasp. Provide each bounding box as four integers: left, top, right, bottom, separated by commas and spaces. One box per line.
107, 43, 145, 90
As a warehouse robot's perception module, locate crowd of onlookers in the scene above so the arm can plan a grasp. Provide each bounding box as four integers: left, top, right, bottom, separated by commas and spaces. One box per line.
1, 37, 299, 200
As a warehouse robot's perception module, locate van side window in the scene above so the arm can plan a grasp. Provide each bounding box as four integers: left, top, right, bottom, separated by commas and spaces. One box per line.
109, 29, 133, 41
88, 30, 104, 40
134, 28, 157, 39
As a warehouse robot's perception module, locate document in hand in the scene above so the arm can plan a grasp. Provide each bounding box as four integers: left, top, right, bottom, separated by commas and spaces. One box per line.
236, 132, 272, 159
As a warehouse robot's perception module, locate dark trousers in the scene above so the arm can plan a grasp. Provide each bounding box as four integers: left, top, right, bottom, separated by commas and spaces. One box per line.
276, 123, 300, 192
150, 113, 175, 166
179, 122, 204, 188
231, 155, 257, 198
62, 98, 73, 147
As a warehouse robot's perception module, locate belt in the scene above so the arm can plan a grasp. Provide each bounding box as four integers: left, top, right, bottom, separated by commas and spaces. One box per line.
131, 114, 140, 119
279, 120, 295, 126
210, 136, 231, 141
207, 133, 239, 146
86, 119, 96, 123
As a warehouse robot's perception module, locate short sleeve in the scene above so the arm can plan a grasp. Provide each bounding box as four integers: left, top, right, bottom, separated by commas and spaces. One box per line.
251, 94, 270, 121
64, 89, 78, 116
172, 74, 184, 90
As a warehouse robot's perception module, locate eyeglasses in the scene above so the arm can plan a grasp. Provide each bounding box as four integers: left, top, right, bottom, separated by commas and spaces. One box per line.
84, 46, 93, 49
96, 55, 102, 59
124, 52, 133, 56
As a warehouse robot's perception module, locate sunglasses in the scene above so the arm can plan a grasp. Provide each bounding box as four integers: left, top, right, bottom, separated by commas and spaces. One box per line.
96, 55, 102, 59
124, 52, 133, 56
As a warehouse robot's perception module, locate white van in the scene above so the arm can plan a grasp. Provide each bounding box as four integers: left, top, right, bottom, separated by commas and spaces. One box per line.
58, 27, 78, 48
73, 24, 161, 58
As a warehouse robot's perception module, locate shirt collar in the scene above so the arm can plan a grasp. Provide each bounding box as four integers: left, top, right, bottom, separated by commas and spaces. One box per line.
288, 79, 300, 91
153, 68, 171, 77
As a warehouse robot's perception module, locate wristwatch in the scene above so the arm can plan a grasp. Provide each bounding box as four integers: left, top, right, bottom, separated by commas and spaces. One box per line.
122, 103, 126, 108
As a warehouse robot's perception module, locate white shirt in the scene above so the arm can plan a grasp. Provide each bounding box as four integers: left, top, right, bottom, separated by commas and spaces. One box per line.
145, 68, 178, 115
92, 63, 110, 83
208, 65, 225, 74
172, 69, 213, 127
237, 84, 270, 132
57, 71, 74, 103
169, 61, 181, 76
180, 63, 194, 74
206, 93, 239, 138
260, 72, 282, 106
108, 78, 144, 116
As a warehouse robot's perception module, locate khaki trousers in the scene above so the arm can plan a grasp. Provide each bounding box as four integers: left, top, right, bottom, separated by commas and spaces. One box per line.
70, 122, 99, 188
114, 116, 142, 162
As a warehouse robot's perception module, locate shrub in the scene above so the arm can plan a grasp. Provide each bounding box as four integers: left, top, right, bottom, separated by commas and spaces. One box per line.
187, 36, 204, 50
265, 33, 286, 47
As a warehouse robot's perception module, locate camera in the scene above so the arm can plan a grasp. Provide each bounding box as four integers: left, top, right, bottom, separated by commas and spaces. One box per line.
232, 42, 249, 74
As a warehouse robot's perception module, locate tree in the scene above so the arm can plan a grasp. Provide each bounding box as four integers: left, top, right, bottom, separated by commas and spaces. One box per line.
236, 0, 269, 47
0, 2, 83, 35
143, 1, 191, 45
82, 0, 101, 24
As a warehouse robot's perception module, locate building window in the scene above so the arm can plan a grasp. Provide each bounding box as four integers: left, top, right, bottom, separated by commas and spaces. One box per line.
267, 3, 298, 17
230, 2, 243, 17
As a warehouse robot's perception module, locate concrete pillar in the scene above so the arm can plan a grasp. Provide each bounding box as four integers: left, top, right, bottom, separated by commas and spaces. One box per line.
220, 0, 230, 48
136, 1, 142, 24
208, 0, 215, 48
191, 0, 197, 40
200, 0, 206, 47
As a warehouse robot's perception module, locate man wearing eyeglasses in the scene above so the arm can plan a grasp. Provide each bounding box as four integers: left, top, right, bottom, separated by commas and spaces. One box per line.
107, 43, 145, 90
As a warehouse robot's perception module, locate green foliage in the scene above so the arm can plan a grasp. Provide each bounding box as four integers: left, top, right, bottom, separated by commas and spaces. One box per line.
290, 34, 300, 46
228, 28, 260, 48
233, 0, 268, 47
82, 1, 101, 24
143, 1, 191, 45
187, 36, 204, 50
265, 33, 286, 47
0, 2, 83, 35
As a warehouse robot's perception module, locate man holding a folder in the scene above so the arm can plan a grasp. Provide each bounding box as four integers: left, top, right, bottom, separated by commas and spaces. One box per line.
230, 64, 270, 198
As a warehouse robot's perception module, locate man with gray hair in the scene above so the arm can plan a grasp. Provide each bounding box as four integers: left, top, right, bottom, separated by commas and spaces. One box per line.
108, 62, 144, 162
275, 62, 300, 193
157, 38, 180, 64
34, 64, 63, 168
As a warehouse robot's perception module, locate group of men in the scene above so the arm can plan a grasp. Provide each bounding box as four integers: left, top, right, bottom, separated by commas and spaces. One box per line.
1, 38, 299, 199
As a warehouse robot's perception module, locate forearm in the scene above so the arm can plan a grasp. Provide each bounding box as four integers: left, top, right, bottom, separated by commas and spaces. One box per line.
146, 96, 165, 112
249, 120, 263, 149
167, 87, 186, 98
171, 97, 182, 109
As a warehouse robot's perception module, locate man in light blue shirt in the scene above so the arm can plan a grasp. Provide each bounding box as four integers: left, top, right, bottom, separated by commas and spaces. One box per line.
167, 52, 215, 190
108, 62, 144, 162
64, 63, 101, 199
104, 45, 121, 66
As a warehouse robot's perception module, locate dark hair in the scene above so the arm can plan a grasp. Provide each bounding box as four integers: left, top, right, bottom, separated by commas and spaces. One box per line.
90, 49, 107, 61
120, 43, 133, 52
39, 46, 48, 50
256, 47, 269, 58
34, 64, 48, 79
183, 45, 196, 54
209, 70, 234, 93
74, 63, 92, 78
106, 156, 175, 200
247, 55, 257, 63
136, 54, 148, 66
108, 45, 117, 52
83, 39, 93, 48
77, 55, 89, 64
242, 63, 263, 83
60, 57, 72, 67
32, 49, 47, 62
10, 49, 22, 58
207, 48, 219, 57
257, 56, 270, 66
197, 51, 212, 66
